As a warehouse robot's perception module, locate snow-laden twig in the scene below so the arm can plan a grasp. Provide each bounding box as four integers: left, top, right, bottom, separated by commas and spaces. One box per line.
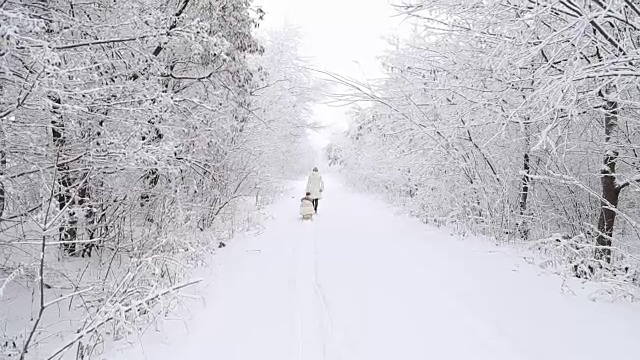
43, 287, 93, 309
47, 279, 202, 360
0, 265, 21, 300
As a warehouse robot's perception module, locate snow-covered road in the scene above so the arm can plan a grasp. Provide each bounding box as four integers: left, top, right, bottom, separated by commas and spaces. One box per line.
112, 177, 640, 360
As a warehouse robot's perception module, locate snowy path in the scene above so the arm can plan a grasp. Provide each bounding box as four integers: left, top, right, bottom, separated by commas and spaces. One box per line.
113, 177, 640, 360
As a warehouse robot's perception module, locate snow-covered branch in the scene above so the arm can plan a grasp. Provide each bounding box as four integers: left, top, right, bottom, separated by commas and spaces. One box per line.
47, 279, 202, 360
330, 0, 640, 288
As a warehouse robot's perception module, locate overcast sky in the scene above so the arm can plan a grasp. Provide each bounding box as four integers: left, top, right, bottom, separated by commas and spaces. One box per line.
253, 0, 405, 148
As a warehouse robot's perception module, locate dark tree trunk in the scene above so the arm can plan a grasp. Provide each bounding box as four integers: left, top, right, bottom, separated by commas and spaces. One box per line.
518, 123, 531, 240
595, 96, 620, 263
77, 179, 97, 257
518, 152, 531, 239
0, 146, 6, 220
0, 80, 5, 219
49, 93, 78, 255
519, 153, 530, 215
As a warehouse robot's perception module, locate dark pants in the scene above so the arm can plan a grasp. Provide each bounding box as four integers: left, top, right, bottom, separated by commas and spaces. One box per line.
312, 198, 319, 213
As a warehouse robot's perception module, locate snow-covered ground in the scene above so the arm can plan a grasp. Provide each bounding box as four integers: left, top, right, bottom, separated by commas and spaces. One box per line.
108, 176, 640, 360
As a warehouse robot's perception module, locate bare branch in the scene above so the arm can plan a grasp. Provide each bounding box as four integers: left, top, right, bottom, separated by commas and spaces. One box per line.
47, 279, 202, 360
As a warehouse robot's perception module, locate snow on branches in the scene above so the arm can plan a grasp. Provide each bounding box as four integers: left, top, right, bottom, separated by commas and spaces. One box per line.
331, 0, 640, 293
0, 1, 314, 359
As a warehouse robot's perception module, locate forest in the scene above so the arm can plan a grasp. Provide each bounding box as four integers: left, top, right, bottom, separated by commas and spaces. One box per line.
1, 0, 315, 358
328, 0, 640, 292
2, 0, 640, 358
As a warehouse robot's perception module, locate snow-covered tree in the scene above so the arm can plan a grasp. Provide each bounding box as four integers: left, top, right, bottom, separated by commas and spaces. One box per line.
331, 0, 640, 288
1, 1, 315, 358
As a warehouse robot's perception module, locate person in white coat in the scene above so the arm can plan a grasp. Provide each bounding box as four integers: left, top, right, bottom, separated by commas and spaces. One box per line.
306, 167, 324, 214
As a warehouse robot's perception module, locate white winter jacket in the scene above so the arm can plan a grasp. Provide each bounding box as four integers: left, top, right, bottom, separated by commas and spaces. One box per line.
300, 198, 314, 216
306, 172, 324, 199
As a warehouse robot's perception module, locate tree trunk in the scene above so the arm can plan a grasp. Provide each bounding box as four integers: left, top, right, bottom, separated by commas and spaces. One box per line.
0, 79, 6, 220
49, 92, 78, 255
0, 139, 6, 220
518, 122, 531, 240
595, 95, 620, 263
519, 153, 531, 215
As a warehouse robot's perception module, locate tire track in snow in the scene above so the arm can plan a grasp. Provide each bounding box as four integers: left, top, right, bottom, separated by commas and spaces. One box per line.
312, 232, 331, 360
296, 219, 335, 360
291, 228, 303, 360
311, 224, 350, 360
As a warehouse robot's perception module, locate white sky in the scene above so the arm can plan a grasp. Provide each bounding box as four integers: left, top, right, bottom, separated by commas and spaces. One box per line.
253, 0, 405, 149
